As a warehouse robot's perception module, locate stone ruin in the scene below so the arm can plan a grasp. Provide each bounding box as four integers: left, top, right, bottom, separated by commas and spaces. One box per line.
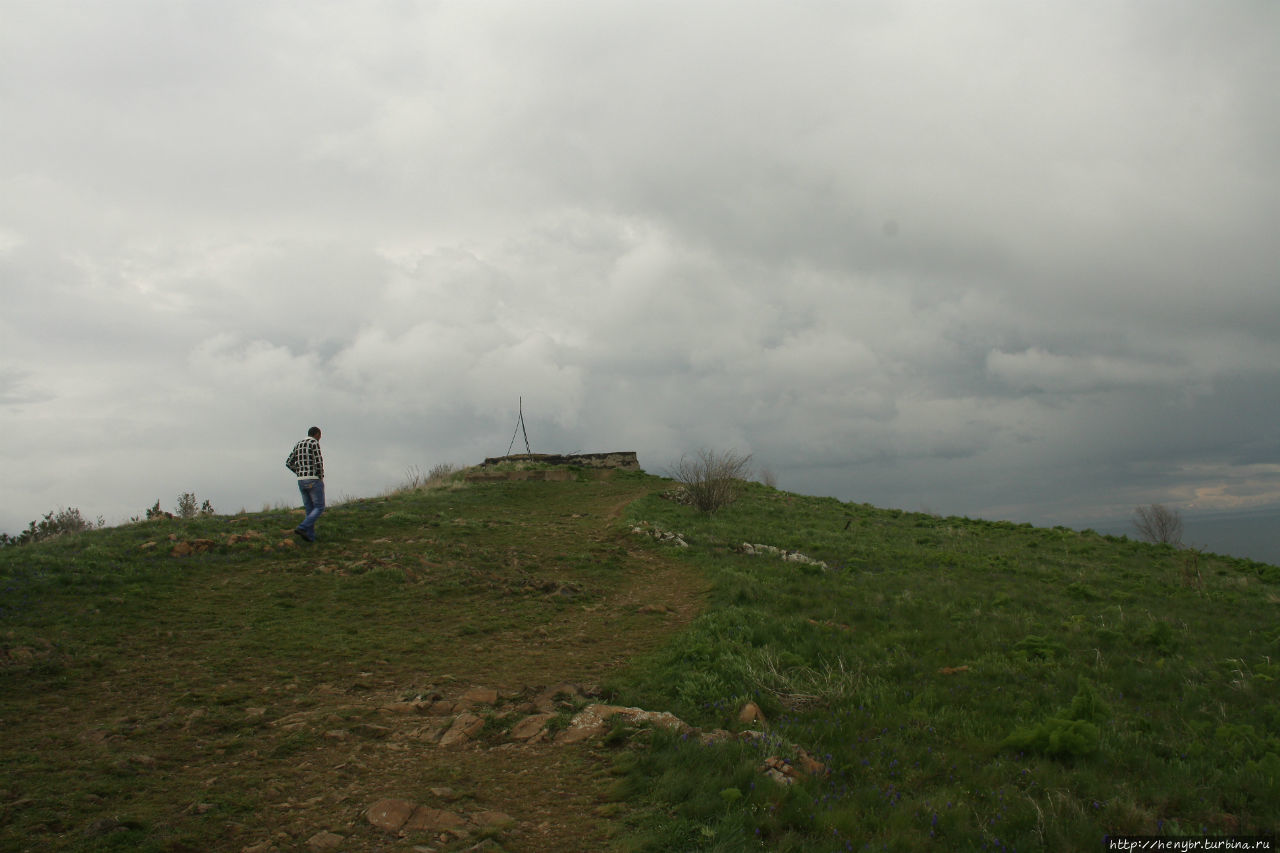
481, 452, 640, 470
465, 452, 641, 483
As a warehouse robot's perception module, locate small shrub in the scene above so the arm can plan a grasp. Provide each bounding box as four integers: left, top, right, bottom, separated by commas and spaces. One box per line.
1003, 717, 1101, 758
0, 507, 100, 547
1003, 677, 1110, 759
669, 449, 753, 514
176, 493, 198, 519
1139, 619, 1178, 655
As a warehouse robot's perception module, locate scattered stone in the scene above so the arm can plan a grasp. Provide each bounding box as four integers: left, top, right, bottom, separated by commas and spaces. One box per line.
531, 682, 589, 712
758, 749, 829, 786
170, 539, 217, 558
739, 542, 828, 570
352, 723, 393, 739
457, 687, 499, 708
430, 787, 461, 802
367, 798, 416, 831
404, 807, 466, 832
412, 720, 452, 743
760, 756, 797, 786
631, 523, 690, 547
439, 712, 485, 747
556, 704, 690, 745
509, 712, 556, 742
383, 700, 431, 715
795, 749, 828, 777
306, 830, 344, 852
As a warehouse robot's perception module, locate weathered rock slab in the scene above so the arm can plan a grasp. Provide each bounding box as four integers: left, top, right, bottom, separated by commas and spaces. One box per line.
439, 712, 485, 747
367, 798, 416, 831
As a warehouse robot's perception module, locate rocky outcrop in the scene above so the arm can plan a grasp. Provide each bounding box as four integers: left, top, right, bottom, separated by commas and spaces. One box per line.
246, 681, 827, 850
629, 522, 689, 548
738, 542, 829, 570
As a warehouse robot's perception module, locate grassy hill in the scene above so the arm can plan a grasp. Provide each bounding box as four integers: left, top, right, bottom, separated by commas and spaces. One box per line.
2, 469, 1278, 851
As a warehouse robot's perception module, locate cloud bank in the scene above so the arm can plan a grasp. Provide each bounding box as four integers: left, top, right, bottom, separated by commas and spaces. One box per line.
2, 1, 1277, 535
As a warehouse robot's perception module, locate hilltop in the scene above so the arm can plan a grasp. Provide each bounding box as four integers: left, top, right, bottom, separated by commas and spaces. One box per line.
2, 468, 1278, 851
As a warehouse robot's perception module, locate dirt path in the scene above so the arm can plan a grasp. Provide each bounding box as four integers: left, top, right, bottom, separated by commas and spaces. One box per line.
250, 481, 711, 852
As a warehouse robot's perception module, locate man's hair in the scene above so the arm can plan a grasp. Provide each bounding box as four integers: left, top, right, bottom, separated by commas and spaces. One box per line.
308, 426, 321, 438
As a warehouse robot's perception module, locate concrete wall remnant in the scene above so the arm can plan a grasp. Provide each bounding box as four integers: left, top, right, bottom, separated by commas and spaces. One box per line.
479, 452, 640, 471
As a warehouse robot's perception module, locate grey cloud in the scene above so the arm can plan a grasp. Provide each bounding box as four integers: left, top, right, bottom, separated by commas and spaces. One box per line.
0, 1, 1277, 547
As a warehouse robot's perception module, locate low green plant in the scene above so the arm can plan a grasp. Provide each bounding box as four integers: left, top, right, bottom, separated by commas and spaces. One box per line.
1013, 633, 1067, 661
1003, 677, 1111, 759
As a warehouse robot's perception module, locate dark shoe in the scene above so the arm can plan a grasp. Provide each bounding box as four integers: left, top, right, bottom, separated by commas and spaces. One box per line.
293, 528, 312, 542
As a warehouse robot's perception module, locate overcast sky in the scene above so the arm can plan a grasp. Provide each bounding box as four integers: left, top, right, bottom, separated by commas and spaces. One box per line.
2, 1, 1277, 539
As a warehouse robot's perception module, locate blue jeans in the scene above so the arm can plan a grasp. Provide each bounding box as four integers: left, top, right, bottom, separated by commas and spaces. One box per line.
297, 479, 325, 540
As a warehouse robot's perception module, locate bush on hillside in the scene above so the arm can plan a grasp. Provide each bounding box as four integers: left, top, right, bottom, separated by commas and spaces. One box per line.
1003, 677, 1111, 759
0, 507, 102, 547
175, 492, 216, 519
669, 449, 753, 513
1132, 503, 1183, 547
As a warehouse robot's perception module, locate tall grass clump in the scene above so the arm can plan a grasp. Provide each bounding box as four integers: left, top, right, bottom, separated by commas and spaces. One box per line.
396, 462, 463, 493
669, 449, 752, 513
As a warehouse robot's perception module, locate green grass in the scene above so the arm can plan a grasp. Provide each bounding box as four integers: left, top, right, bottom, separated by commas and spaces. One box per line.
2, 472, 1278, 851
605, 482, 1280, 850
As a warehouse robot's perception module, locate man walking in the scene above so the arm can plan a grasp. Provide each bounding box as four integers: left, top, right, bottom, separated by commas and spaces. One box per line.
286, 426, 325, 542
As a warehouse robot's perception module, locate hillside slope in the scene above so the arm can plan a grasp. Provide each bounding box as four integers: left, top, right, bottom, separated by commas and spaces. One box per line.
0, 472, 707, 852
3, 471, 1279, 851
